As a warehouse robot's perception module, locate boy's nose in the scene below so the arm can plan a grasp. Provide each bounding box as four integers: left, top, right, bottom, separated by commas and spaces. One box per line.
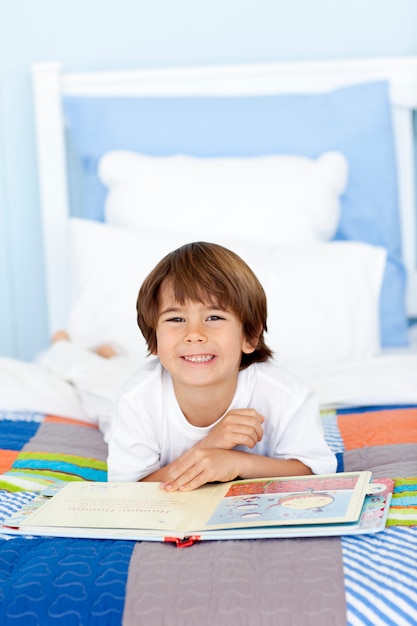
184, 324, 207, 343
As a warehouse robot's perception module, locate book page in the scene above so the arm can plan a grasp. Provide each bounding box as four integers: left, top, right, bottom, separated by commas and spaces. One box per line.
20, 481, 224, 537
187, 472, 372, 532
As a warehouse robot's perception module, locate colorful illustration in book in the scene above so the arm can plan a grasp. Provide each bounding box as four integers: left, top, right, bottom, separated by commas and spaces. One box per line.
206, 476, 363, 526
272, 491, 335, 512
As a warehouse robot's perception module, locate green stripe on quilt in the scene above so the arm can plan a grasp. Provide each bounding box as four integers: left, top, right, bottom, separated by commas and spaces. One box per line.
16, 451, 107, 471
0, 480, 29, 493
11, 461, 105, 481
0, 451, 107, 492
0, 473, 59, 493
386, 477, 417, 527
7, 469, 84, 482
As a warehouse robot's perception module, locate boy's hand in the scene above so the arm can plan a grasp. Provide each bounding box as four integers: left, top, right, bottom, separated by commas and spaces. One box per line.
196, 408, 264, 451
159, 448, 243, 492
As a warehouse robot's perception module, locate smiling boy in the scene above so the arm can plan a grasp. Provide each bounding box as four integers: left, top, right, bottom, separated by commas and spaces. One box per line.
107, 242, 336, 490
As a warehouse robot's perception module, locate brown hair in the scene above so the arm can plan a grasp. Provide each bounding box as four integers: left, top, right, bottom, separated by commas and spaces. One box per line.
137, 242, 273, 369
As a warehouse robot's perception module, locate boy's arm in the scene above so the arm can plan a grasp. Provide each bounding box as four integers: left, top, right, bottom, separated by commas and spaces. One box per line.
193, 408, 265, 450
141, 409, 264, 484
140, 407, 267, 484
142, 448, 312, 491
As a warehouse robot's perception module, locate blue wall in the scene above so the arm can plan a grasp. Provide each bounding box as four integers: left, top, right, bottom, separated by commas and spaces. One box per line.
1, 0, 417, 360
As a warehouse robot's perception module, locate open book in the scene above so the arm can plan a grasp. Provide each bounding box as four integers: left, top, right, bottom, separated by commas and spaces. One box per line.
2, 471, 393, 546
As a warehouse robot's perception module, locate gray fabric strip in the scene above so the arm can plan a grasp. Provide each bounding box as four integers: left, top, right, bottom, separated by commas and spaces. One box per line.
344, 443, 417, 478
123, 537, 347, 626
22, 421, 108, 461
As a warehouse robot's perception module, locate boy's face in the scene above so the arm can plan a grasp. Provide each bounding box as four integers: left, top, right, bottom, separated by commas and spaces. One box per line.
154, 282, 255, 393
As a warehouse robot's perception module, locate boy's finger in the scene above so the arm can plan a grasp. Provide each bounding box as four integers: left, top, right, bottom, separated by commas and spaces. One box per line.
163, 468, 204, 492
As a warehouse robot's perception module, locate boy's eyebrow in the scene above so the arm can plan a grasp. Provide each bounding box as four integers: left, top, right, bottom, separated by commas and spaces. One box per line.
158, 306, 182, 317
158, 304, 226, 317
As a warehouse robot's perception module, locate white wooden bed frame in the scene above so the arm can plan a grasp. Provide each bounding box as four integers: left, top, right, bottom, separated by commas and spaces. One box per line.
31, 57, 417, 334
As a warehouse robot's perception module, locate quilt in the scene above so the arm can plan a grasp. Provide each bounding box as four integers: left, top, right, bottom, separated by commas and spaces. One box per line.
0, 406, 416, 626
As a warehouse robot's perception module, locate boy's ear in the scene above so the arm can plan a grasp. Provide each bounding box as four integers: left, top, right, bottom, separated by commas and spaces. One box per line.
242, 326, 263, 354
242, 343, 256, 355
242, 336, 258, 355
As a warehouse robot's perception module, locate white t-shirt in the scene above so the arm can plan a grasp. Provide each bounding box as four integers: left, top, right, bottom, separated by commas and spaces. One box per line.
107, 359, 336, 481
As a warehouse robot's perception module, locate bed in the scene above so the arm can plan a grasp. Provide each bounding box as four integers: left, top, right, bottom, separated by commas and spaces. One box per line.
1, 56, 417, 625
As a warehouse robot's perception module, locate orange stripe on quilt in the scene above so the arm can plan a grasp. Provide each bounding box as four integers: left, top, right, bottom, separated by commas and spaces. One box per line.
44, 415, 98, 428
0, 450, 19, 473
338, 408, 417, 450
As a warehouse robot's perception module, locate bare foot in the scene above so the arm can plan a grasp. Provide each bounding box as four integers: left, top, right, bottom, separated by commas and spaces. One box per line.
51, 330, 70, 343
51, 330, 119, 359
96, 344, 119, 359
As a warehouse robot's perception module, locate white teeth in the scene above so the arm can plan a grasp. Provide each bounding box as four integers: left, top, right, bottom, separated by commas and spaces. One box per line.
184, 355, 214, 363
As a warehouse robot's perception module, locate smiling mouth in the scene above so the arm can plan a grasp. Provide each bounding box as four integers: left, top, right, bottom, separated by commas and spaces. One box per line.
182, 355, 215, 363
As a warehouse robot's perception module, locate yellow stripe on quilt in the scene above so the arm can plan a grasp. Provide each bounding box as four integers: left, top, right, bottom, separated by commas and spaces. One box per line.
16, 451, 107, 470
386, 477, 417, 527
0, 474, 52, 492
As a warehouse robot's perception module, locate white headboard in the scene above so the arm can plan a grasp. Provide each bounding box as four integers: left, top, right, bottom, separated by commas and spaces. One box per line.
32, 57, 417, 333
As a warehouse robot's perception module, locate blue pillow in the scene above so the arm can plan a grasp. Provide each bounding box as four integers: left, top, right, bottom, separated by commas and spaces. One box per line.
63, 81, 408, 347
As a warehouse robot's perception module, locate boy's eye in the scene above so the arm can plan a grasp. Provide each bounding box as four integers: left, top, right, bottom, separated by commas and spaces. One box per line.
167, 317, 184, 323
207, 315, 225, 321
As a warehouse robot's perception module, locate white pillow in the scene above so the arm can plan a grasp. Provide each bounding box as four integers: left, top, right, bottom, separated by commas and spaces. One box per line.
68, 219, 386, 367
99, 151, 348, 245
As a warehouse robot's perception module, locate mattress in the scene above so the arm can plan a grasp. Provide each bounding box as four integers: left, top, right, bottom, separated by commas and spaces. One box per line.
0, 405, 416, 625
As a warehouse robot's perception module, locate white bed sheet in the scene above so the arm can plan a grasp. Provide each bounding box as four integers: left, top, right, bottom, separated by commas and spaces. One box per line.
0, 356, 90, 421
289, 352, 417, 410
1, 342, 416, 440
